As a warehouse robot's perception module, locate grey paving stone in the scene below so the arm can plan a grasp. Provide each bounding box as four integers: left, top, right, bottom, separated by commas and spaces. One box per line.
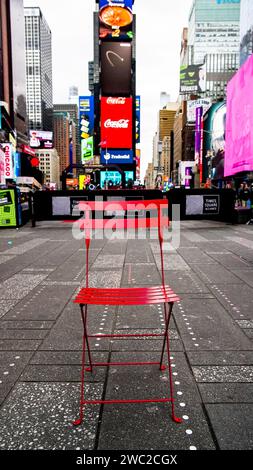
243, 329, 253, 339
0, 274, 48, 300
92, 254, 125, 269
193, 365, 253, 382
209, 284, 253, 319
154, 254, 191, 271
0, 300, 19, 319
0, 320, 53, 329
20, 364, 106, 383
122, 263, 161, 286
0, 382, 102, 450
178, 247, 217, 265
84, 270, 122, 288
0, 255, 15, 265
164, 271, 209, 294
191, 264, 244, 284
111, 338, 183, 352
206, 252, 252, 268
0, 340, 42, 351
205, 404, 253, 450
4, 285, 75, 321
39, 301, 114, 351
198, 383, 253, 403
173, 298, 253, 351
229, 268, 253, 288
2, 238, 49, 255
116, 304, 175, 330
0, 329, 48, 340
30, 351, 109, 365
98, 403, 215, 450
187, 351, 253, 366
108, 351, 201, 405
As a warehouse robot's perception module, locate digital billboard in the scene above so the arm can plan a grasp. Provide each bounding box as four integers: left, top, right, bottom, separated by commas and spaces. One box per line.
29, 130, 53, 149
0, 148, 5, 184
180, 64, 206, 94
99, 1, 133, 40
101, 97, 133, 149
101, 42, 132, 96
225, 54, 253, 177
136, 96, 140, 144
187, 98, 211, 123
79, 96, 94, 163
101, 149, 133, 164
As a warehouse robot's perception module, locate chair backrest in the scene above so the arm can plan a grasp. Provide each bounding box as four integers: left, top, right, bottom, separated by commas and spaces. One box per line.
78, 199, 169, 289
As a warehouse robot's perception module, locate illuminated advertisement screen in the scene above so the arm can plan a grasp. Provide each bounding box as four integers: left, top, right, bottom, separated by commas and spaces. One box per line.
101, 149, 133, 164
101, 97, 133, 149
99, 1, 133, 40
0, 189, 17, 227
29, 130, 53, 149
100, 170, 134, 188
79, 96, 94, 163
225, 54, 253, 177
101, 42, 132, 96
180, 64, 206, 94
136, 96, 140, 144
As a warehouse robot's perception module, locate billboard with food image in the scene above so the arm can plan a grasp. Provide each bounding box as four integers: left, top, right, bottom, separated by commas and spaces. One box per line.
99, 0, 133, 40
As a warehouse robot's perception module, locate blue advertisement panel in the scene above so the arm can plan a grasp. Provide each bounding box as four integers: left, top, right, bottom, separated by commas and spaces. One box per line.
136, 96, 140, 144
99, 0, 133, 10
79, 96, 94, 163
13, 152, 21, 179
101, 149, 133, 164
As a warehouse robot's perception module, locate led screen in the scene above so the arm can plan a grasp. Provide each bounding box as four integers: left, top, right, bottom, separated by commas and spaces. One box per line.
101, 42, 132, 96
101, 97, 133, 149
225, 54, 253, 176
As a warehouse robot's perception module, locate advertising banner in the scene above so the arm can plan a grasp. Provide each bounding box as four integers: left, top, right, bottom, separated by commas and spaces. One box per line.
99, 1, 133, 40
0, 189, 17, 227
195, 107, 203, 165
0, 148, 5, 184
187, 98, 211, 123
2, 143, 14, 180
101, 42, 132, 95
135, 149, 141, 179
180, 64, 206, 94
79, 96, 94, 163
186, 195, 220, 216
101, 149, 133, 164
101, 97, 133, 149
136, 96, 140, 144
225, 54, 253, 176
29, 130, 53, 149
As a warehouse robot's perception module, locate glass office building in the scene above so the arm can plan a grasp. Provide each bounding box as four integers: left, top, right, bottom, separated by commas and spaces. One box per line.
188, 0, 241, 65
240, 0, 253, 65
24, 7, 53, 131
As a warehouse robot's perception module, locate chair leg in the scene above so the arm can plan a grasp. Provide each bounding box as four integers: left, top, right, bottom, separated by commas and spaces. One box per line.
73, 304, 92, 426
160, 302, 183, 423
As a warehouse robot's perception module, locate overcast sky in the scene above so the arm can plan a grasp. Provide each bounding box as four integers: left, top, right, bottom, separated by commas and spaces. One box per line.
23, 0, 193, 179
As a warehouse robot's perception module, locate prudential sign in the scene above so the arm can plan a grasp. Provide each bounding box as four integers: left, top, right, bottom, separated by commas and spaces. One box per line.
101, 150, 133, 164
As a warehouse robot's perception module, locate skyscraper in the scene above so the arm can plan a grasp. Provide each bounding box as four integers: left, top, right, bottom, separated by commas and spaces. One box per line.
24, 7, 53, 131
240, 0, 253, 65
188, 0, 241, 65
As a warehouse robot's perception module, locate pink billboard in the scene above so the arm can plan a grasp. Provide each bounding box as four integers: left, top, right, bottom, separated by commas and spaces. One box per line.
225, 54, 253, 177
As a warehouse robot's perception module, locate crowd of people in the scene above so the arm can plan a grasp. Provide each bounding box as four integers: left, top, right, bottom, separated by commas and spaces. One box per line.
237, 182, 253, 208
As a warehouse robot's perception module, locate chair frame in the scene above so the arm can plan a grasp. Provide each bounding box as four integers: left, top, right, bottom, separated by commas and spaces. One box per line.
73, 199, 182, 426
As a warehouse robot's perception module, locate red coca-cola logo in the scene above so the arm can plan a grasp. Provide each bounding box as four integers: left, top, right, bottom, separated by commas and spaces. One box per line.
106, 97, 126, 105
104, 119, 130, 128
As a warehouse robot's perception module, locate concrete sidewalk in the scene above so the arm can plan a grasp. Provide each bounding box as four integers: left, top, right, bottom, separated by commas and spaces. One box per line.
0, 220, 253, 450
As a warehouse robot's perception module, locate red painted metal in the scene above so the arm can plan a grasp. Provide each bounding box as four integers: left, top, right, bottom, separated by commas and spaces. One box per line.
73, 199, 182, 426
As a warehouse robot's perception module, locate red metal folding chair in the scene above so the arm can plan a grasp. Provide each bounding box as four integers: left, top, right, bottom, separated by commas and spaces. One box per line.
73, 198, 182, 425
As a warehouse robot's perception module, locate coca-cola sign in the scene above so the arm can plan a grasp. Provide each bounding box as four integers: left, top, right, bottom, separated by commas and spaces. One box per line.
104, 119, 130, 128
101, 97, 132, 149
106, 97, 126, 105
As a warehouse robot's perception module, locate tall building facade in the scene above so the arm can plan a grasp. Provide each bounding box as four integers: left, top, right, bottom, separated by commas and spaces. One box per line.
53, 104, 80, 163
188, 0, 241, 65
240, 0, 253, 65
36, 148, 60, 187
0, 0, 28, 146
53, 111, 77, 175
24, 7, 53, 131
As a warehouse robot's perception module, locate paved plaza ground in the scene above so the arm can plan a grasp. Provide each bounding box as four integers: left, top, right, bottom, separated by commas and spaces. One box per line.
0, 219, 253, 450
